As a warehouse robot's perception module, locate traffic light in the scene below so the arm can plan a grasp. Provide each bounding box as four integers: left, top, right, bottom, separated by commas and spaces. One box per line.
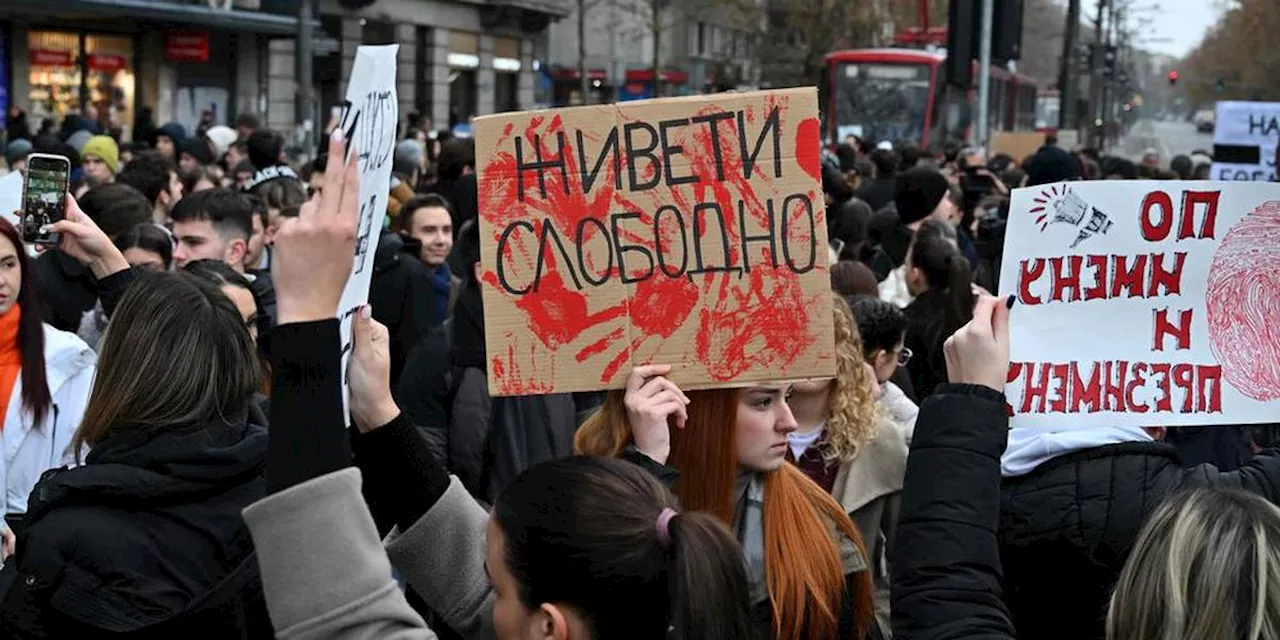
1168, 70, 1179, 85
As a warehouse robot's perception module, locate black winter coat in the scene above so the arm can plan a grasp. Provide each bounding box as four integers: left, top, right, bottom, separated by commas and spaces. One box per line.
31, 249, 99, 332
891, 384, 1016, 640
0, 407, 273, 638
999, 438, 1280, 640
395, 320, 581, 505
370, 230, 440, 389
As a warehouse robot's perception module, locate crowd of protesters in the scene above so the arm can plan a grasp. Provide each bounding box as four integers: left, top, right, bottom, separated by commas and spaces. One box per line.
0, 99, 1274, 640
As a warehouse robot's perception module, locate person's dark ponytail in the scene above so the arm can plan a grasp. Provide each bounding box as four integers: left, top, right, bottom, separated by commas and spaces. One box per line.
666, 511, 754, 640
910, 233, 974, 331
946, 249, 975, 329
492, 457, 753, 640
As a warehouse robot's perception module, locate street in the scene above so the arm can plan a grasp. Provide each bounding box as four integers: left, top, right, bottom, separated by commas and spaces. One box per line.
1117, 118, 1215, 163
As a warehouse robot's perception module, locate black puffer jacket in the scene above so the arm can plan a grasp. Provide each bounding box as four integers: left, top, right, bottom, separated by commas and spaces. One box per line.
999, 438, 1280, 640
0, 406, 272, 638
395, 282, 582, 505
891, 383, 1015, 640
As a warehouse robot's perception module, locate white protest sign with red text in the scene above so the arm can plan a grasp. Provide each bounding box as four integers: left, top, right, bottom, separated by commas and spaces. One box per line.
999, 180, 1280, 429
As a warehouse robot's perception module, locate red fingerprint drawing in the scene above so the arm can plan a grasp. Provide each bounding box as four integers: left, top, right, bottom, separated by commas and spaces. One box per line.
1206, 199, 1280, 401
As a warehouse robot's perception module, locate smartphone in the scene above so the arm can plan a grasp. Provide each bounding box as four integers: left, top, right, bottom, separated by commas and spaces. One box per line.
22, 153, 71, 246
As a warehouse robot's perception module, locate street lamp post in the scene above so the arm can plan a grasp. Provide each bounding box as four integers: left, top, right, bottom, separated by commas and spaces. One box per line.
297, 0, 315, 160
975, 0, 995, 150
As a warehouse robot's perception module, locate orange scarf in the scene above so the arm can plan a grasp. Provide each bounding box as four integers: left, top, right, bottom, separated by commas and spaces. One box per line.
0, 304, 23, 430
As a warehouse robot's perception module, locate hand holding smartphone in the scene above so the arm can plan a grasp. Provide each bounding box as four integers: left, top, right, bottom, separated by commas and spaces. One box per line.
22, 153, 71, 246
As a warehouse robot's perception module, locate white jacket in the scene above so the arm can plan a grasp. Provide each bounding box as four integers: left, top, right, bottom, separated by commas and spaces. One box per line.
2, 324, 96, 514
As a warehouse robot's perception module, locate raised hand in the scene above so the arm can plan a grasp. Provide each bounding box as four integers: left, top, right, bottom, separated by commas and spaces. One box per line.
623, 365, 690, 465
943, 294, 1011, 393
272, 130, 360, 325
348, 305, 399, 432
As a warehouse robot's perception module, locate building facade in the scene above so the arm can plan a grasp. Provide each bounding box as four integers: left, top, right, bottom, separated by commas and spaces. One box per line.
0, 0, 564, 144
543, 0, 763, 106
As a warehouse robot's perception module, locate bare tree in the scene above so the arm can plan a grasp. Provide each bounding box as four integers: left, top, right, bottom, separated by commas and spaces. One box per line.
1182, 0, 1280, 104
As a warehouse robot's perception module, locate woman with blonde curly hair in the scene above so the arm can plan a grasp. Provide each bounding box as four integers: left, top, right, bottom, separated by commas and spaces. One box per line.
784, 293, 908, 633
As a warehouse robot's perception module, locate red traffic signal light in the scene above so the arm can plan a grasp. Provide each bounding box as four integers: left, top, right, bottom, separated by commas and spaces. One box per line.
1168, 70, 1179, 85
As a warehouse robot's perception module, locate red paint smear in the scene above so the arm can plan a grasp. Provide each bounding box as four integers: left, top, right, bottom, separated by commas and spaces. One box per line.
496, 122, 515, 147
694, 268, 816, 381
600, 344, 633, 384
514, 271, 626, 349
576, 327, 625, 362
1206, 199, 1280, 400
796, 117, 821, 182
492, 341, 556, 396
631, 277, 699, 338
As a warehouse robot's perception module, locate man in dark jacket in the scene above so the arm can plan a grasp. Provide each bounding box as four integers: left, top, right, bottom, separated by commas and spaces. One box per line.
32, 184, 151, 331
854, 148, 900, 213
999, 424, 1280, 639
369, 228, 439, 388
394, 221, 582, 504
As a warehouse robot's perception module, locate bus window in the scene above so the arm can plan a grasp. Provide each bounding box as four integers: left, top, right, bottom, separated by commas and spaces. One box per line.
831, 61, 931, 145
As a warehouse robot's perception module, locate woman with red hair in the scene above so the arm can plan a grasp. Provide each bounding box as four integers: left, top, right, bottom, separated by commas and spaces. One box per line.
576, 364, 881, 639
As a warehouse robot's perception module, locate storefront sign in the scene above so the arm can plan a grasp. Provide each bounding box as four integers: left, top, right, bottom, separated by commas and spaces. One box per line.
30, 49, 74, 67
494, 57, 521, 72
447, 53, 480, 69
87, 54, 127, 72
165, 30, 210, 63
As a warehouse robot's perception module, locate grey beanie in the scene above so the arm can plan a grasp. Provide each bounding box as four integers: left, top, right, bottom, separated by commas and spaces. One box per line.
393, 139, 425, 176
5, 139, 33, 166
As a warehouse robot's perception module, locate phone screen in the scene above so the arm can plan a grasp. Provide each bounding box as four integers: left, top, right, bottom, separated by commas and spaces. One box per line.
23, 155, 69, 245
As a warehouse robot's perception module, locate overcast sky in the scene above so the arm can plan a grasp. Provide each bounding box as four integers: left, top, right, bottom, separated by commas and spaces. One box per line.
1143, 1, 1222, 58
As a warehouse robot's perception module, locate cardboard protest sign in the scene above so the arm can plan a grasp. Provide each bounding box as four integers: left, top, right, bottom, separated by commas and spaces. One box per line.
998, 180, 1280, 429
474, 89, 834, 396
1212, 101, 1280, 181
335, 44, 398, 408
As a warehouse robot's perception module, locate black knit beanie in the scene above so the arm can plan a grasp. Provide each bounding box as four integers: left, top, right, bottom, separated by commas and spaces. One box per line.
893, 167, 950, 226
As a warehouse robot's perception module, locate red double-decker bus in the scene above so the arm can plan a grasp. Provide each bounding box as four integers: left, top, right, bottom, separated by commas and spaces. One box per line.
820, 48, 1039, 149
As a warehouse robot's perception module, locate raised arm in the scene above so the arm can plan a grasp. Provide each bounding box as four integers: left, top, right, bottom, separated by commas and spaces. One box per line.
241, 131, 438, 640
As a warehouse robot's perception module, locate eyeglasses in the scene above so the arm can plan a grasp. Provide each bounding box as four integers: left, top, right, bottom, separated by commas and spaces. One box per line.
897, 347, 913, 366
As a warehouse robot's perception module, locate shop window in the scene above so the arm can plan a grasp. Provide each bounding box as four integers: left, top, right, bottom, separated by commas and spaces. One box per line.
495, 72, 518, 113
362, 20, 395, 45
449, 70, 477, 127
414, 26, 433, 125
85, 34, 135, 139
28, 31, 135, 140
448, 31, 480, 127
27, 31, 82, 127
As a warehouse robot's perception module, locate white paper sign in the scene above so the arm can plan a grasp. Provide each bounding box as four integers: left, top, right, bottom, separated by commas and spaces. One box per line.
0, 172, 20, 228
337, 45, 399, 410
1211, 101, 1280, 182
998, 180, 1280, 430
